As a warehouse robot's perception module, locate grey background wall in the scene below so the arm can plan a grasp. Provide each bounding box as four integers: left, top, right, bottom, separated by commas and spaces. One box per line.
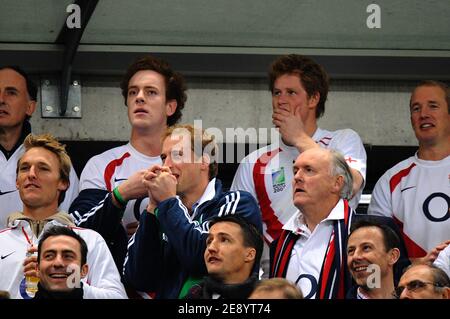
29, 76, 417, 146
3, 0, 449, 148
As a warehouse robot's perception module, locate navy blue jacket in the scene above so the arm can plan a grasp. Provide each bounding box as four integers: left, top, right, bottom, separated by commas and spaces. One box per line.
123, 179, 262, 299
69, 189, 128, 273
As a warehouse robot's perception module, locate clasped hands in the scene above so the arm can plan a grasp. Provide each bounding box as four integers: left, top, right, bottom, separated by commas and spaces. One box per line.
143, 165, 177, 213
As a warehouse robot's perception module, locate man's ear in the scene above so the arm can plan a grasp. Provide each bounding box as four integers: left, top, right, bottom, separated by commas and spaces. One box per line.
244, 248, 256, 263
26, 100, 36, 117
388, 248, 401, 266
442, 287, 450, 299
307, 92, 320, 109
332, 175, 344, 195
201, 154, 211, 171
166, 99, 177, 117
80, 264, 89, 279
58, 180, 69, 192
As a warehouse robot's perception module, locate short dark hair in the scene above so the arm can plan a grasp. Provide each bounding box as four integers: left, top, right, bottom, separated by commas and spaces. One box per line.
208, 215, 263, 270
268, 54, 329, 118
38, 226, 88, 266
429, 265, 450, 291
349, 218, 401, 252
411, 80, 449, 113
120, 56, 187, 126
0, 65, 37, 101
401, 264, 450, 293
0, 65, 37, 121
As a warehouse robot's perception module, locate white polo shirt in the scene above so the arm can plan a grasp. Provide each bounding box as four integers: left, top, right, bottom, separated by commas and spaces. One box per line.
368, 154, 450, 257
283, 199, 346, 299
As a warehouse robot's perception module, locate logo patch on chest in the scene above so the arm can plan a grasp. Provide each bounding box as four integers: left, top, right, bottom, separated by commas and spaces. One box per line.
272, 167, 286, 193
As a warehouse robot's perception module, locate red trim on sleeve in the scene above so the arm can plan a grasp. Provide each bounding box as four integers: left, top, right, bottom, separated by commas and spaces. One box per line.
104, 152, 131, 191
389, 163, 416, 193
253, 148, 284, 242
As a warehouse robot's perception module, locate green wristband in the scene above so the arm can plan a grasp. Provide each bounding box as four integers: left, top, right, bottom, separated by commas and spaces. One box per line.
113, 187, 128, 206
